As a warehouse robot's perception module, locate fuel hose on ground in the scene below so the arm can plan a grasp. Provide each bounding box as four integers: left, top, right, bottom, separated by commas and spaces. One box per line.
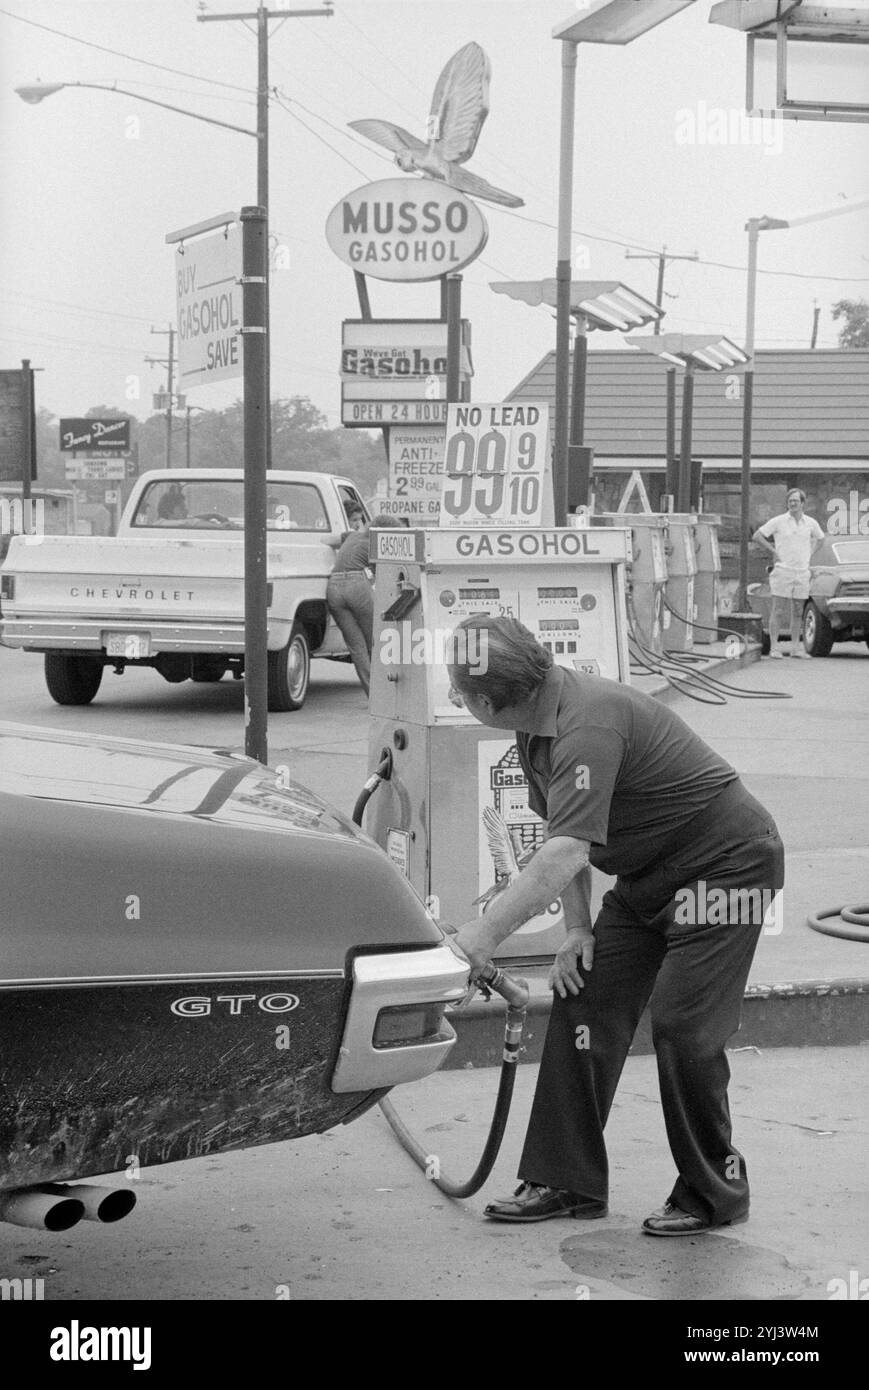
626, 595, 791, 705
379, 963, 530, 1199
351, 764, 530, 1200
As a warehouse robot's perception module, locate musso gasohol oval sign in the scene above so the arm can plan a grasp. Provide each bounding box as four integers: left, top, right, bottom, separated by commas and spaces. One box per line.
325, 178, 489, 283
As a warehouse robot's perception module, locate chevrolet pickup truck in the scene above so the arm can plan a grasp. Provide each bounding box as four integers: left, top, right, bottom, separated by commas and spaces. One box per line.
0, 469, 370, 711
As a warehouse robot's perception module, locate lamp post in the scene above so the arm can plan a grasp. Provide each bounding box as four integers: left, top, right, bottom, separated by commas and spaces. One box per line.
185, 405, 207, 469
737, 195, 869, 608
551, 0, 698, 524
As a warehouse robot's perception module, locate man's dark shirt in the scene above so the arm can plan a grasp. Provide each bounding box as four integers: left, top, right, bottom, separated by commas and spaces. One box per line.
516, 666, 738, 878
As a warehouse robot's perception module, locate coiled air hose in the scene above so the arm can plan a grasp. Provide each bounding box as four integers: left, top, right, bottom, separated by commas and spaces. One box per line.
807, 905, 869, 944
351, 761, 530, 1199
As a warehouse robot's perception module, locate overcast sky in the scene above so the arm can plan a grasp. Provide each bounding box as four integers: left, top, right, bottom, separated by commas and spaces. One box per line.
2, 0, 868, 428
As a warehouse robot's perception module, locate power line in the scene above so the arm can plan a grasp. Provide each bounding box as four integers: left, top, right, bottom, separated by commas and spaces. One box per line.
271, 91, 371, 180
0, 290, 155, 324
0, 6, 252, 94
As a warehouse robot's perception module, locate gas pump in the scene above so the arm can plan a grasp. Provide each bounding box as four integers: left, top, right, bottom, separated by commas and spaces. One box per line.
364, 523, 630, 964
597, 513, 668, 655
692, 514, 722, 643
662, 513, 697, 653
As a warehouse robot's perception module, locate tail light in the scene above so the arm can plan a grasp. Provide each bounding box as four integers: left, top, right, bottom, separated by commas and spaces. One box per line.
373, 1002, 451, 1049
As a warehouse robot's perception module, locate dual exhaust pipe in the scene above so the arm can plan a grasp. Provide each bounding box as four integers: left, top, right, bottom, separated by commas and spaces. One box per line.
0, 1183, 137, 1231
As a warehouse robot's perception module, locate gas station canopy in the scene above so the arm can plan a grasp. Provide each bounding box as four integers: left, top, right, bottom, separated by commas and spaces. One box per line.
625, 332, 750, 370
490, 280, 663, 332
709, 1, 869, 41
709, 1, 869, 120
553, 0, 697, 45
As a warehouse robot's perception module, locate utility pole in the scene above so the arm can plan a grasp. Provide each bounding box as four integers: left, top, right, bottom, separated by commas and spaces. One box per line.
625, 246, 698, 332
146, 325, 177, 467
810, 300, 821, 349
198, 5, 334, 467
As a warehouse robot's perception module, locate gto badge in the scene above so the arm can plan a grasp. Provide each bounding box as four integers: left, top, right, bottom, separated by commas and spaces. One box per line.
170, 993, 300, 1017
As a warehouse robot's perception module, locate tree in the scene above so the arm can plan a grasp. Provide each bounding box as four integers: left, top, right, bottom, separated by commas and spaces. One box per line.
831, 299, 869, 349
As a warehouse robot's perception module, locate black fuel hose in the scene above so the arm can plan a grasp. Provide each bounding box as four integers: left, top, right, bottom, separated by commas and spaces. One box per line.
807, 904, 869, 944
351, 768, 529, 1199
351, 751, 392, 827
627, 596, 790, 704
378, 965, 529, 1199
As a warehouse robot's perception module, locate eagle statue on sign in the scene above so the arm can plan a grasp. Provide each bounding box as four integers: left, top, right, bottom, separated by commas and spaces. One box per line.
348, 42, 524, 209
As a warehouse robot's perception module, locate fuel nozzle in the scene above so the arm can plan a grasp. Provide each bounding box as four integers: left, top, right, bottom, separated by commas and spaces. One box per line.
475, 960, 531, 1011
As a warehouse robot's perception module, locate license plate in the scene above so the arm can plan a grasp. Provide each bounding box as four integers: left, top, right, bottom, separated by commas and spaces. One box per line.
105, 632, 151, 659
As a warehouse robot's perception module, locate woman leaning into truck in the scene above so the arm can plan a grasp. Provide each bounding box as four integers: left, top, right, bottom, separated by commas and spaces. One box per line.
326, 513, 404, 697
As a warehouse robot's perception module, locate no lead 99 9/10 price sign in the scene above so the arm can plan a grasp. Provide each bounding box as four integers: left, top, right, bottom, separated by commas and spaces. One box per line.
438, 402, 553, 528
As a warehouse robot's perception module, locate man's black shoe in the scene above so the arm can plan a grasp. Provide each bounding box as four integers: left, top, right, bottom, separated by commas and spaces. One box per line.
642, 1200, 749, 1236
484, 1182, 607, 1223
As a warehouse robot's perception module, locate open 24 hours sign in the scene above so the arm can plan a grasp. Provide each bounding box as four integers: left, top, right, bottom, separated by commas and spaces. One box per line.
438, 402, 553, 528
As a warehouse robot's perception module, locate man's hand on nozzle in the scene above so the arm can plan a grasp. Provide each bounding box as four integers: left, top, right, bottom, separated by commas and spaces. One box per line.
549, 926, 595, 999
449, 918, 501, 978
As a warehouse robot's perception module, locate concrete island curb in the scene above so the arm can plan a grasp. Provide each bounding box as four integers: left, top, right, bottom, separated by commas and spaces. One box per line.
443, 977, 869, 1068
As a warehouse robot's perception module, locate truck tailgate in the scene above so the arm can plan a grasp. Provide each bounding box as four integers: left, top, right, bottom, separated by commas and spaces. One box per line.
3, 535, 333, 620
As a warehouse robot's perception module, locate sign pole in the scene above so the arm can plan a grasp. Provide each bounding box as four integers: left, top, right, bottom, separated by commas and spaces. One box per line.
677, 364, 695, 512
241, 204, 269, 765
446, 274, 462, 403
21, 360, 33, 504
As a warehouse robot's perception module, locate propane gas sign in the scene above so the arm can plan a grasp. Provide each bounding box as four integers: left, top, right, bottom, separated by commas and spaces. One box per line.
387, 424, 445, 524
325, 178, 488, 283
438, 402, 553, 528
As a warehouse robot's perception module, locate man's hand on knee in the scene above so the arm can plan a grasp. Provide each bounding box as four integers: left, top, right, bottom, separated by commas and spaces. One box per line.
549, 926, 595, 999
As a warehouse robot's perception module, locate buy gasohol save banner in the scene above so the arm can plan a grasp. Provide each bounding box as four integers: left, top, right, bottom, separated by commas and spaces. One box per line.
175, 225, 243, 387
438, 402, 553, 528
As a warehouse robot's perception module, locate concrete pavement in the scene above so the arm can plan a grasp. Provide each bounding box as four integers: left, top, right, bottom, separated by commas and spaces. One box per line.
0, 1047, 863, 1300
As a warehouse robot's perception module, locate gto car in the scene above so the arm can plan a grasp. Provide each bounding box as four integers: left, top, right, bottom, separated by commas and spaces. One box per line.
0, 724, 467, 1226
748, 535, 869, 657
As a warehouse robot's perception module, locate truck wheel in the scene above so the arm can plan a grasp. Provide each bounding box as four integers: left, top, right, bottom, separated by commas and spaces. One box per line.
45, 653, 104, 705
803, 601, 834, 657
267, 622, 310, 711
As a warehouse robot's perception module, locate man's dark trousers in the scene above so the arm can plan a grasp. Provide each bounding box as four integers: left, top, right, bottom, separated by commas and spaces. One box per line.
518, 781, 785, 1224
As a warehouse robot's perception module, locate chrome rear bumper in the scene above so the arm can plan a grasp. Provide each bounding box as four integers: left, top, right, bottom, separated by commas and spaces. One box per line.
331, 944, 469, 1094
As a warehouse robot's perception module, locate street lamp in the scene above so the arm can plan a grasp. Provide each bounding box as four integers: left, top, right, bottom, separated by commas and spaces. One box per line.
738, 195, 869, 607
15, 82, 258, 139
550, 1, 698, 524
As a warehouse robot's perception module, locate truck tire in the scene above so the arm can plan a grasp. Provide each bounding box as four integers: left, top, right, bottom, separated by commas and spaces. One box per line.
45, 653, 104, 705
803, 601, 834, 657
267, 622, 311, 711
